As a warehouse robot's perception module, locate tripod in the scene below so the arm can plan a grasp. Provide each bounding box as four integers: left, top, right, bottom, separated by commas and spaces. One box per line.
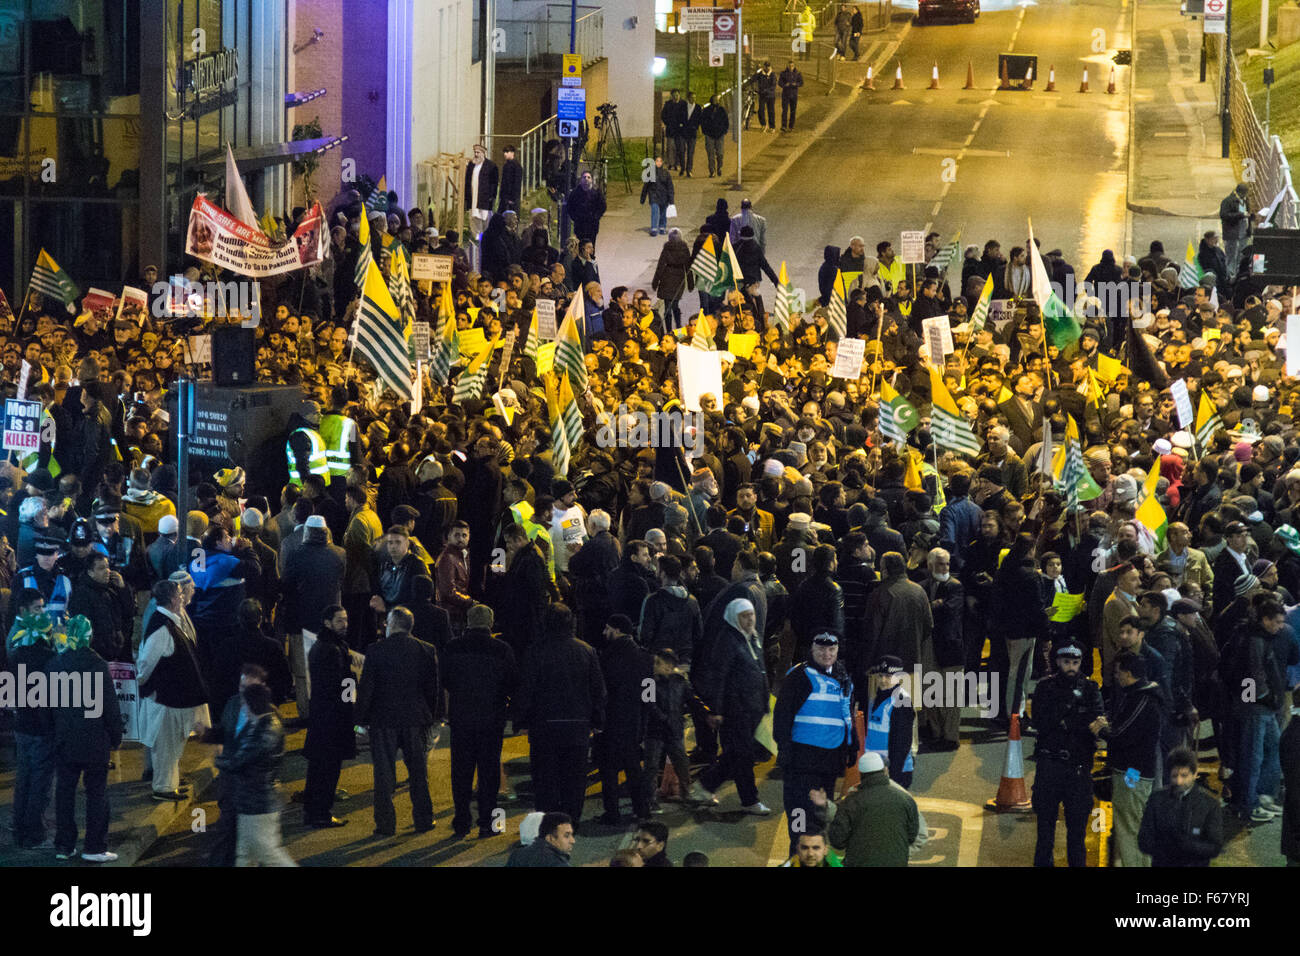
591, 105, 631, 195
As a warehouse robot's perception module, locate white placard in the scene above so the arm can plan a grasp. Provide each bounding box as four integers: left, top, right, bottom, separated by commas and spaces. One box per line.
900, 230, 927, 264
188, 334, 212, 364
412, 254, 453, 282
109, 661, 140, 742
922, 314, 954, 357
831, 337, 866, 379
16, 360, 31, 401
677, 345, 724, 413
536, 299, 558, 339
1169, 378, 1195, 427
792, 287, 806, 314
1288, 315, 1300, 378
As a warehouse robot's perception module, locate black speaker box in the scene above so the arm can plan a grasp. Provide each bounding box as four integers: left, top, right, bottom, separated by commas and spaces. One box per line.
212, 327, 256, 386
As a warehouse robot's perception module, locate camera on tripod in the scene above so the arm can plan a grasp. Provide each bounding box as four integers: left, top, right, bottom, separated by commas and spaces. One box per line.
594, 102, 617, 126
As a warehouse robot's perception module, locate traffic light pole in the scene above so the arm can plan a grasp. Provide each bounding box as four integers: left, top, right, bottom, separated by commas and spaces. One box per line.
559, 0, 579, 243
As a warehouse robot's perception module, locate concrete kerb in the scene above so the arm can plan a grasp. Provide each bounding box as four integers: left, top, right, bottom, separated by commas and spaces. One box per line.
105, 754, 219, 867
750, 20, 912, 207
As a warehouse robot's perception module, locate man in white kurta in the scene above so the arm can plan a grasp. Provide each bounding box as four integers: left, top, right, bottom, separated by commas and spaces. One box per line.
136, 580, 210, 799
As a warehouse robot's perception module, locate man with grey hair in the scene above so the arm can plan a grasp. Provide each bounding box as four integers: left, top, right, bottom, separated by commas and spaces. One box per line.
588, 510, 612, 535
977, 424, 1028, 500
355, 605, 442, 837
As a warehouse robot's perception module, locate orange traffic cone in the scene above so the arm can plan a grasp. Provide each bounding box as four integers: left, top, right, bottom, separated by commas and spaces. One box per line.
1079, 67, 1090, 92
1046, 64, 1057, 91
929, 62, 940, 89
1106, 65, 1116, 94
1022, 64, 1034, 89
964, 60, 975, 89
998, 58, 1010, 90
837, 710, 867, 799
659, 760, 683, 800
986, 713, 1034, 812
863, 65, 876, 90
892, 63, 904, 89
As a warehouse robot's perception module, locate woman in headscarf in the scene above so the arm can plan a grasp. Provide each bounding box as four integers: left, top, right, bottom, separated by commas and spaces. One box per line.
690, 597, 772, 814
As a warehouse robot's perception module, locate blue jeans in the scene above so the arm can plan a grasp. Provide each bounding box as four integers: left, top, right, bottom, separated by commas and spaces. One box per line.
13, 732, 56, 846
1235, 708, 1282, 813
649, 204, 666, 235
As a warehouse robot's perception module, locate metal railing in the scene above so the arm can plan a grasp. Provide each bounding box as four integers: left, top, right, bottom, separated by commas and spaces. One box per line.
497, 6, 604, 72
1224, 48, 1298, 229
483, 115, 559, 197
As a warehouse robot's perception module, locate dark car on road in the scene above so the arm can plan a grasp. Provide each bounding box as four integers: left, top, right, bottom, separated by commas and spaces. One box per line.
916, 0, 980, 23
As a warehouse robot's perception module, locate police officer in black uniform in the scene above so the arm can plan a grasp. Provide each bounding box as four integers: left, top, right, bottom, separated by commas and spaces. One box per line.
1031, 642, 1103, 867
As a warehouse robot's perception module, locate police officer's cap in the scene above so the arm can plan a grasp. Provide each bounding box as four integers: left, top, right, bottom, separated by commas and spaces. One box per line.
1055, 643, 1084, 659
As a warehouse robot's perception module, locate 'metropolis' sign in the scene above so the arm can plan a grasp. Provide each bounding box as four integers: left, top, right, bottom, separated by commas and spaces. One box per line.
185, 48, 239, 98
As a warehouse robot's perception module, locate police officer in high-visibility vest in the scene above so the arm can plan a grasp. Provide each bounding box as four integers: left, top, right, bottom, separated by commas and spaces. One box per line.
19, 384, 60, 478
866, 655, 915, 789
318, 386, 361, 502
773, 632, 858, 856
13, 535, 72, 626
285, 400, 330, 488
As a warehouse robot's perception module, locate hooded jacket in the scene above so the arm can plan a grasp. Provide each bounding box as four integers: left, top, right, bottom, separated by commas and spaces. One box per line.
638, 584, 703, 663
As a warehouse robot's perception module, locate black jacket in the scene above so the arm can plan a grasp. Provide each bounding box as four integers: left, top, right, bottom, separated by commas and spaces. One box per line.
700, 103, 729, 138
792, 573, 845, 648
46, 647, 122, 764
647, 669, 694, 741
640, 167, 675, 207
443, 626, 519, 728
465, 159, 499, 210
608, 558, 656, 622
1138, 784, 1224, 866
305, 628, 357, 760
1101, 680, 1165, 778
499, 542, 556, 656
282, 536, 346, 632
702, 624, 769, 718
215, 710, 286, 816
924, 574, 965, 669
599, 635, 653, 747
515, 632, 606, 744
355, 632, 441, 727
638, 585, 702, 663
67, 574, 135, 663
1033, 671, 1105, 766
498, 159, 523, 212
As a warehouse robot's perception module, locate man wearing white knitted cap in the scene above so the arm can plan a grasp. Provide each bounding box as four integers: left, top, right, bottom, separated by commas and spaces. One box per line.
807, 749, 919, 867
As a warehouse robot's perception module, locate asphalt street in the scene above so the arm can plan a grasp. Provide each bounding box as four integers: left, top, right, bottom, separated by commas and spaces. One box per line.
749, 0, 1135, 288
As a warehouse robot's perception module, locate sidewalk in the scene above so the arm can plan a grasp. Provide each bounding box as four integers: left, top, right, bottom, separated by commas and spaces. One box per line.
596, 27, 908, 289
0, 725, 219, 868
1126, 0, 1239, 255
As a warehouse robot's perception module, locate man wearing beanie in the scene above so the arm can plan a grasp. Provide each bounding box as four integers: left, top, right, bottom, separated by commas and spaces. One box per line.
443, 604, 518, 838
808, 750, 918, 867
123, 466, 176, 536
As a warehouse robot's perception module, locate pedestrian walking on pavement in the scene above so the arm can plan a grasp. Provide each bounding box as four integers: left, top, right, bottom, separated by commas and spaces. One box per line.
640, 156, 675, 237
596, 614, 653, 824
700, 96, 729, 178
779, 61, 803, 132
218, 681, 297, 867
354, 606, 442, 836
690, 598, 772, 814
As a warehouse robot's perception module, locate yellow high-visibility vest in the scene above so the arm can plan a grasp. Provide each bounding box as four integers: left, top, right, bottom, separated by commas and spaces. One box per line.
285, 427, 329, 485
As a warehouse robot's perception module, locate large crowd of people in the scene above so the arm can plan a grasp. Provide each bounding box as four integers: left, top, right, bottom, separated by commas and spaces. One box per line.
3, 175, 1300, 868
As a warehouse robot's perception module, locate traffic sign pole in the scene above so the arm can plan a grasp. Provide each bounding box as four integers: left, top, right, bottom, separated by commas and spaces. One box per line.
735, 5, 743, 188
1221, 0, 1231, 158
